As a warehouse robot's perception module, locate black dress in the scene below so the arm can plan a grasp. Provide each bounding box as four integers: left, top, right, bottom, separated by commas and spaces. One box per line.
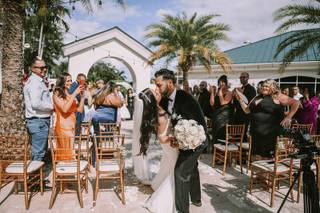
249, 95, 284, 157
212, 94, 233, 143
127, 94, 134, 120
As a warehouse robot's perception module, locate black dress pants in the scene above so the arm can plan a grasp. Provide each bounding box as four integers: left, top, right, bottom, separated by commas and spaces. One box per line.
174, 144, 205, 213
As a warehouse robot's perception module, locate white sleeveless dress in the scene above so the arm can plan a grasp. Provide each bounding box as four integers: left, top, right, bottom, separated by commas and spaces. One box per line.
144, 116, 179, 213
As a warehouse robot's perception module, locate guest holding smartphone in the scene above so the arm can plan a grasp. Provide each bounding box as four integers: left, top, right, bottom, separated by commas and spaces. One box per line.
68, 73, 87, 135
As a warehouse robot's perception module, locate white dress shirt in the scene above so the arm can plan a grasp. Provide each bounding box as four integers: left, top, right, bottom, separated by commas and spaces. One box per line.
168, 88, 177, 114
24, 73, 53, 118
293, 93, 303, 101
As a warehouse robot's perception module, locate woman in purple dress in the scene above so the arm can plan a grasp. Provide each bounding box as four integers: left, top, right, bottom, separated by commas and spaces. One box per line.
296, 88, 319, 134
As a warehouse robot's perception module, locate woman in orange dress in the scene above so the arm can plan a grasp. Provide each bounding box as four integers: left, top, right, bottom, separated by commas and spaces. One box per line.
53, 73, 85, 160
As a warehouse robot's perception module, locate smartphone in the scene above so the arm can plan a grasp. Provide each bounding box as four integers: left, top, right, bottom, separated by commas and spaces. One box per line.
79, 79, 85, 86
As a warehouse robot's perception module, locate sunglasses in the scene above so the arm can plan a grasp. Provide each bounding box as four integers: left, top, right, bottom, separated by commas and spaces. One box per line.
34, 66, 48, 71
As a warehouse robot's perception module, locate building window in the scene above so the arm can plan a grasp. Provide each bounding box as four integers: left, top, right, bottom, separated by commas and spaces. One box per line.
276, 75, 320, 94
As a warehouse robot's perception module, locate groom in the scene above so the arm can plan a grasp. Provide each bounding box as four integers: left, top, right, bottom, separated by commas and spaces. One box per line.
155, 69, 207, 213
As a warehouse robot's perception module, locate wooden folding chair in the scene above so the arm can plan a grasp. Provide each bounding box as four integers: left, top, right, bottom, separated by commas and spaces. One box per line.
93, 135, 125, 206
99, 122, 121, 135
291, 123, 313, 134
76, 122, 93, 165
48, 135, 89, 208
249, 137, 294, 207
212, 124, 245, 175
0, 135, 44, 209
238, 135, 252, 174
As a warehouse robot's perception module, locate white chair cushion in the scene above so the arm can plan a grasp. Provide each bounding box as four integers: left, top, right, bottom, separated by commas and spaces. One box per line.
5, 161, 44, 173
56, 160, 88, 173
98, 160, 120, 172
214, 143, 238, 151
74, 141, 93, 150
283, 159, 317, 170
251, 160, 290, 173
235, 142, 249, 149
216, 139, 226, 144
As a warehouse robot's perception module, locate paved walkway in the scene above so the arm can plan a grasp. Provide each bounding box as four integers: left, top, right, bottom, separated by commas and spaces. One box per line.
0, 121, 303, 213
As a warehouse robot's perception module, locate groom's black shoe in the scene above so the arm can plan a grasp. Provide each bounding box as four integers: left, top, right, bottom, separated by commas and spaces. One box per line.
191, 201, 202, 207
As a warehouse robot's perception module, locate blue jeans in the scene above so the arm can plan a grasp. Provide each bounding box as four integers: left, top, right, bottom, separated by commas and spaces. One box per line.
27, 118, 50, 161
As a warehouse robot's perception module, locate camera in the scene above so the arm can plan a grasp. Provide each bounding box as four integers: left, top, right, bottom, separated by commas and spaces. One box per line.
281, 128, 320, 159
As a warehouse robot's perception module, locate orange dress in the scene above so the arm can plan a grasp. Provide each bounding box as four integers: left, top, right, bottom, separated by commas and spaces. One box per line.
54, 96, 78, 160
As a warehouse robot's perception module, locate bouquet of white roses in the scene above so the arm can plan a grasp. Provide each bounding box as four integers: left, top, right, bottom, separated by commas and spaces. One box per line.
173, 119, 206, 150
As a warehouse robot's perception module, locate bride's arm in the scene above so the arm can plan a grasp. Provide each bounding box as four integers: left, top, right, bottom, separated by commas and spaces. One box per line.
157, 107, 170, 144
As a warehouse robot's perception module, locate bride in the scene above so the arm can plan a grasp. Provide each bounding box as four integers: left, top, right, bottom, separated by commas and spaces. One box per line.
135, 88, 178, 213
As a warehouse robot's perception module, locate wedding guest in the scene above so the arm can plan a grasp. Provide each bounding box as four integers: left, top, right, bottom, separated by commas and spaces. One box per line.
198, 81, 211, 118
292, 86, 303, 101
210, 75, 233, 145
95, 79, 105, 94
256, 81, 264, 95
53, 73, 85, 160
281, 88, 290, 115
24, 56, 53, 161
235, 79, 299, 159
192, 85, 200, 99
68, 73, 87, 135
233, 72, 256, 139
126, 88, 135, 120
83, 83, 93, 122
92, 82, 123, 134
295, 88, 319, 134
116, 85, 125, 124
91, 82, 123, 166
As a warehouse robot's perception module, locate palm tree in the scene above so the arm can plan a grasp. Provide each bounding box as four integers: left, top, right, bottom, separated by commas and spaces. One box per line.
145, 12, 232, 86
0, 0, 124, 137
273, 0, 320, 71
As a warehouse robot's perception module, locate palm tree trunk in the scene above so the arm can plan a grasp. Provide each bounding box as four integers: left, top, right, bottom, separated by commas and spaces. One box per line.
182, 69, 190, 92
0, 1, 26, 137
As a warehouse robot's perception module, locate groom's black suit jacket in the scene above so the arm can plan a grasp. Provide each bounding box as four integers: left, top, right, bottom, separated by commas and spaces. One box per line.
160, 89, 208, 151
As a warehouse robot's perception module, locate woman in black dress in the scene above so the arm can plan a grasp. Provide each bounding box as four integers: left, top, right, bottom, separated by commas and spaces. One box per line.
209, 75, 233, 145
126, 88, 135, 120
235, 79, 299, 158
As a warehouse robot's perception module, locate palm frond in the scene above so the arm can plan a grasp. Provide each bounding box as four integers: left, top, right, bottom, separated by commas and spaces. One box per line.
274, 29, 320, 58
212, 50, 233, 72
274, 4, 320, 33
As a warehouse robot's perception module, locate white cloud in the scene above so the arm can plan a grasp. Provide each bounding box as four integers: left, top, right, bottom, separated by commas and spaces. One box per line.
64, 1, 140, 43
72, 1, 139, 23
175, 0, 302, 50
64, 18, 103, 43
156, 8, 175, 18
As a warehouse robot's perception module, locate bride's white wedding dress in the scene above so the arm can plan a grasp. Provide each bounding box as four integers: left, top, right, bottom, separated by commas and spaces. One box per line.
144, 116, 179, 213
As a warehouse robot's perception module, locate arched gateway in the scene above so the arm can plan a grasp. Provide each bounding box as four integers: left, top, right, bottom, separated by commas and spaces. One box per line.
63, 27, 153, 158
63, 26, 152, 92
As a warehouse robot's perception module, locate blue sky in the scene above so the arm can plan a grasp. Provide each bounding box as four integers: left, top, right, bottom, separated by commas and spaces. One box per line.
64, 0, 303, 80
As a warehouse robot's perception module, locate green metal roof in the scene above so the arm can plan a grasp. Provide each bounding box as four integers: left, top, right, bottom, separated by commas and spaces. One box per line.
224, 29, 320, 64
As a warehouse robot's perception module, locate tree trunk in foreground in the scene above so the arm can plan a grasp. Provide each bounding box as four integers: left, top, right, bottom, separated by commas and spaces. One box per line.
0, 1, 26, 138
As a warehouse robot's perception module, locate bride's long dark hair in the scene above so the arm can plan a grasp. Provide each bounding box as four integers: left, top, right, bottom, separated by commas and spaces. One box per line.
139, 88, 159, 155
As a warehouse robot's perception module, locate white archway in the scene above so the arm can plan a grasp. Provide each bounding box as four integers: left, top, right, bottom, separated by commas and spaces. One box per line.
63, 26, 152, 92
63, 27, 153, 175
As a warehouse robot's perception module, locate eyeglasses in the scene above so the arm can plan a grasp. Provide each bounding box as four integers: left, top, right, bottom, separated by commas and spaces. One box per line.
33, 66, 47, 71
